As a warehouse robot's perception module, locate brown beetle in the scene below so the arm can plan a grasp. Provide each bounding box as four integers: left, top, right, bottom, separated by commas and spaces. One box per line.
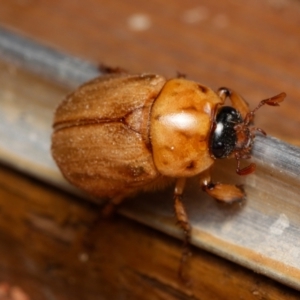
51, 70, 285, 279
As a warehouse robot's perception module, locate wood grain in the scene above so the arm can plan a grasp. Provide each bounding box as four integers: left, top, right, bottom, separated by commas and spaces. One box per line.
0, 163, 300, 300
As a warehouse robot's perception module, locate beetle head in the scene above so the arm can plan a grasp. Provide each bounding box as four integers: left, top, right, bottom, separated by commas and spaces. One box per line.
210, 92, 286, 175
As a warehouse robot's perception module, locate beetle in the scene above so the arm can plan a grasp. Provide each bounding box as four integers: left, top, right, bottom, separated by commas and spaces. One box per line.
51, 68, 285, 279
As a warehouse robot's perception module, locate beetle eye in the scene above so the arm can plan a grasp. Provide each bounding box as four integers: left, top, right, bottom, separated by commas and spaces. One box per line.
210, 106, 242, 158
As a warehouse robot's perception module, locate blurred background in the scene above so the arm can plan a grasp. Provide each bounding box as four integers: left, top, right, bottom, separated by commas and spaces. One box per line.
1, 0, 299, 143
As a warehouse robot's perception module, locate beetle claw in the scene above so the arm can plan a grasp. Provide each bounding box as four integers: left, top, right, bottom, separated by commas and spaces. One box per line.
236, 163, 256, 176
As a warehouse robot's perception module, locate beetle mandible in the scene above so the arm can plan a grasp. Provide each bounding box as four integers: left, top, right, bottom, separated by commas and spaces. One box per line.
51, 68, 285, 278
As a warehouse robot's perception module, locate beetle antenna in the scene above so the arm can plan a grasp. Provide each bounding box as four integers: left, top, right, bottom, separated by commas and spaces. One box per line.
234, 92, 286, 176
244, 92, 286, 125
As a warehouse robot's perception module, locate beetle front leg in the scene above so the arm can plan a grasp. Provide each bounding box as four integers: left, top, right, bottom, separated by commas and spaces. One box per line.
218, 87, 250, 120
173, 178, 192, 281
200, 171, 245, 203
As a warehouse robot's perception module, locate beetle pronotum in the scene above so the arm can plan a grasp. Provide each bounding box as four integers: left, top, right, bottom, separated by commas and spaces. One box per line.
51, 68, 285, 279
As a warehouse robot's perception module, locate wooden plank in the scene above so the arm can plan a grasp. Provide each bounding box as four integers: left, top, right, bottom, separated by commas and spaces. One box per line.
0, 29, 300, 293
0, 163, 299, 300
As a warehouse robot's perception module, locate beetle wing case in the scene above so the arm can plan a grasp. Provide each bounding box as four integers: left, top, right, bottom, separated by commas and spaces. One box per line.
52, 74, 167, 198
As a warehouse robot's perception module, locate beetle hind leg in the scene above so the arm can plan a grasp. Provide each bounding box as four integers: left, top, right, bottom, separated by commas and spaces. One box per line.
173, 178, 192, 282
81, 195, 126, 252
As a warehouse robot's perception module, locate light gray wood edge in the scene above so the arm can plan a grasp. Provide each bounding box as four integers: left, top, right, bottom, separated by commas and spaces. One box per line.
254, 134, 300, 180
1, 26, 300, 290
0, 26, 99, 87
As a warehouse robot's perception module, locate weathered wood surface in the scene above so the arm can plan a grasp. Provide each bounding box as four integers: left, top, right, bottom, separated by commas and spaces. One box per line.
0, 30, 300, 300
0, 0, 300, 298
0, 164, 300, 300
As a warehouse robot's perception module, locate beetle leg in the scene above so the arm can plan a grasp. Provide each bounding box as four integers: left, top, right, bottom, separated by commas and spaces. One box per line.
176, 71, 186, 78
174, 178, 191, 281
218, 87, 250, 120
82, 195, 125, 252
99, 64, 127, 74
101, 195, 125, 217
200, 171, 245, 203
